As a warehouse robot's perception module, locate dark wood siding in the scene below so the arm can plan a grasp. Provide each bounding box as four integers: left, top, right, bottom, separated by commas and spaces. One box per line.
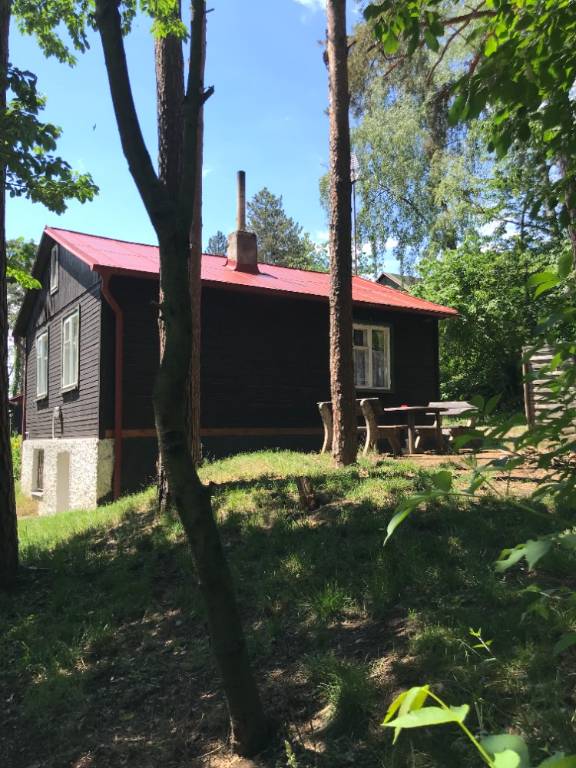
103, 281, 440, 432
98, 277, 159, 436
24, 243, 102, 439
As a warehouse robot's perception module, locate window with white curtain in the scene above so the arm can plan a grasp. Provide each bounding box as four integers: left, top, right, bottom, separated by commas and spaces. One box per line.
62, 308, 80, 391
353, 324, 391, 389
36, 331, 48, 399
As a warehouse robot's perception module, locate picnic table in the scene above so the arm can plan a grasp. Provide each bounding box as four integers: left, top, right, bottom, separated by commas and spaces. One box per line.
381, 405, 447, 455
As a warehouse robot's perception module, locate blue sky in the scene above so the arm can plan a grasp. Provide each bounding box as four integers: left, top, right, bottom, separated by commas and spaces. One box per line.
7, 0, 351, 249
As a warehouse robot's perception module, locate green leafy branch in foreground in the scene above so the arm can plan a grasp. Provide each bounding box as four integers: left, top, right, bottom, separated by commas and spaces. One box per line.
383, 685, 576, 767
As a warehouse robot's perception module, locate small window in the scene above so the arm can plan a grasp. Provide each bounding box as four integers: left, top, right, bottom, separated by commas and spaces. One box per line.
353, 324, 391, 390
50, 245, 59, 294
36, 331, 49, 399
33, 449, 45, 492
62, 308, 80, 391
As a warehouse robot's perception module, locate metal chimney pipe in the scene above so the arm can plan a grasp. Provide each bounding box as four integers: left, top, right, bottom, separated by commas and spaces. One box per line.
237, 170, 246, 230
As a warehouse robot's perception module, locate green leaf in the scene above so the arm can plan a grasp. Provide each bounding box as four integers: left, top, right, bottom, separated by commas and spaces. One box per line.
384, 506, 412, 545
383, 31, 399, 54
558, 250, 572, 279
6, 265, 41, 289
485, 393, 501, 416
538, 755, 576, 768
383, 685, 431, 743
448, 94, 466, 126
432, 470, 452, 492
484, 34, 499, 56
423, 28, 439, 52
527, 270, 558, 287
495, 538, 552, 572
481, 735, 530, 768
383, 704, 469, 730
493, 751, 521, 768
553, 632, 576, 656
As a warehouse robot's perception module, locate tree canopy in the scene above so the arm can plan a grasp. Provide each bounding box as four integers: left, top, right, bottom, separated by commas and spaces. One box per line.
247, 187, 326, 270
206, 230, 228, 255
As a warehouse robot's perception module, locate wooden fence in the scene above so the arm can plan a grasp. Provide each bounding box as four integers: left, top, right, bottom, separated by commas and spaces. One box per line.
522, 345, 575, 430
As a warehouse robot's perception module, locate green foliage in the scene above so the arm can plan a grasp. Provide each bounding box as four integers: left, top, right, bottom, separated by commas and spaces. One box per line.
413, 234, 558, 404
2, 67, 97, 212
205, 230, 228, 255
382, 684, 576, 767
363, 0, 576, 229
10, 435, 21, 478
247, 187, 326, 270
5, 451, 576, 765
306, 653, 376, 737
348, 26, 484, 272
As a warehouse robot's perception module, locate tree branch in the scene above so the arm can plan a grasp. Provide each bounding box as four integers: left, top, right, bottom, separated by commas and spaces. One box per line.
178, 0, 212, 230
95, 0, 168, 229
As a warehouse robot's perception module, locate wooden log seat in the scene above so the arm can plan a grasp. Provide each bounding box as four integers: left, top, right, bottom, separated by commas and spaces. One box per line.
359, 398, 407, 456
317, 400, 367, 454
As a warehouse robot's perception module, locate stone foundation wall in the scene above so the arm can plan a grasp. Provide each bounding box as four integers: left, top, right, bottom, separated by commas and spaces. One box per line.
21, 437, 114, 515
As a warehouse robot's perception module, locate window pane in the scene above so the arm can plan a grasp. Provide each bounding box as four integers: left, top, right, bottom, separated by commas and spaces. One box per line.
353, 328, 367, 347
37, 334, 47, 396
63, 312, 79, 388
354, 347, 369, 386
372, 350, 386, 388
372, 329, 385, 351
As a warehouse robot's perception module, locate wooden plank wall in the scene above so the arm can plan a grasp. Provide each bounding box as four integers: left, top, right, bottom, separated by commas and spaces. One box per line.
522, 345, 575, 430
25, 245, 102, 439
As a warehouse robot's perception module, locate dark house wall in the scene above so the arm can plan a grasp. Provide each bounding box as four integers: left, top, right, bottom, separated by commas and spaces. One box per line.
24, 243, 102, 439
100, 279, 440, 489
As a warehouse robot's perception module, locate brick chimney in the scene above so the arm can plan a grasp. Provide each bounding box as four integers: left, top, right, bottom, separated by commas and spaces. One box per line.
227, 170, 259, 273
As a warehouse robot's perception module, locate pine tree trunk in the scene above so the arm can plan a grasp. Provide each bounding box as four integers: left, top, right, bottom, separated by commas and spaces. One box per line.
155, 20, 184, 510
326, 0, 357, 466
155, 226, 271, 755
11, 339, 23, 397
0, 0, 18, 590
186, 6, 205, 467
96, 0, 271, 753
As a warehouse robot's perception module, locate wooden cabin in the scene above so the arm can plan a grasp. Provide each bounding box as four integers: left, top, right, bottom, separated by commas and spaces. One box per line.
14, 222, 456, 514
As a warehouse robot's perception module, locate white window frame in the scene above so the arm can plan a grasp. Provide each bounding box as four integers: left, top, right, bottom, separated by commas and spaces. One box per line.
36, 330, 49, 400
353, 323, 392, 391
61, 307, 80, 392
50, 244, 59, 294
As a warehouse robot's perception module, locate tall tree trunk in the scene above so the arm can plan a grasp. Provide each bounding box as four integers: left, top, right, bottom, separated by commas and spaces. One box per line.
155, 17, 184, 511
559, 157, 576, 270
186, 6, 205, 467
0, 0, 18, 590
11, 339, 23, 397
326, 0, 357, 466
96, 0, 271, 754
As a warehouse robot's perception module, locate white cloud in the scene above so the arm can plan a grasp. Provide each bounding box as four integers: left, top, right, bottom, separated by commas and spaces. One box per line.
314, 229, 329, 244
202, 166, 213, 179
384, 237, 399, 250
293, 0, 325, 10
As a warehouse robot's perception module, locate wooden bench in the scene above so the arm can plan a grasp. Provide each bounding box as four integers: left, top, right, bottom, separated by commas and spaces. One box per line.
415, 400, 478, 451
359, 398, 407, 456
317, 400, 366, 454
317, 399, 406, 456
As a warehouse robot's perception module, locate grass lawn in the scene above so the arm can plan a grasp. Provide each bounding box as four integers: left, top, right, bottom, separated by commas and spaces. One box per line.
2, 450, 575, 767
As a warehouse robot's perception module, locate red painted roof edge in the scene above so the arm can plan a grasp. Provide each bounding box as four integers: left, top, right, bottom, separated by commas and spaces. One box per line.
45, 226, 458, 318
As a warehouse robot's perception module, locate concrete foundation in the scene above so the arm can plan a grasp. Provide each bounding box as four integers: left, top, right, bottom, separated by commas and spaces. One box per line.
21, 437, 114, 515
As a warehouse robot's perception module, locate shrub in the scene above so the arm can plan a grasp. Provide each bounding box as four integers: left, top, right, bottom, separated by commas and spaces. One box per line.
10, 435, 21, 480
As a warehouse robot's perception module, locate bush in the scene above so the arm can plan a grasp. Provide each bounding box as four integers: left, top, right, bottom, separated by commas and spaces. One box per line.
10, 435, 21, 480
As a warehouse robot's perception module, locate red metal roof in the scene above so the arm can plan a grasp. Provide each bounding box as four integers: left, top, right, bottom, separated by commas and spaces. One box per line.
45, 226, 457, 318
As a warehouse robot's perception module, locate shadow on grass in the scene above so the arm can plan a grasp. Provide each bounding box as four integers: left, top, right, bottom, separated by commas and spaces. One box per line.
1, 462, 575, 768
